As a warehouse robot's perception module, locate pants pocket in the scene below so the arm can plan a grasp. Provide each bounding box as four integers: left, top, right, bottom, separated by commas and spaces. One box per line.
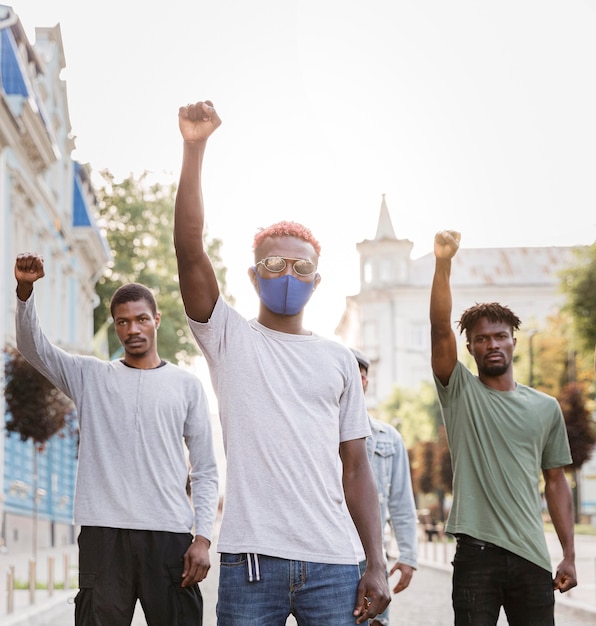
166, 564, 204, 626
74, 572, 96, 626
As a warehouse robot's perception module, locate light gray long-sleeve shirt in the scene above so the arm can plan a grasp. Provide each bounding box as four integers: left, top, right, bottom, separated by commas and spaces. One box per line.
16, 294, 218, 540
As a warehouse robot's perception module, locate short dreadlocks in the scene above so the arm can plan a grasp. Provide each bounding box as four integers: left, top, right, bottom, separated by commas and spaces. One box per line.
458, 302, 521, 342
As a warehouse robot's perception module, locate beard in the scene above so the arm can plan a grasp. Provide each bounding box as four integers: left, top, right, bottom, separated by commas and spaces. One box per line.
478, 357, 510, 378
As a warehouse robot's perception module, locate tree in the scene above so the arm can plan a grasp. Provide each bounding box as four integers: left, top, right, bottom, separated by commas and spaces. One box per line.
4, 347, 76, 448
4, 346, 77, 558
379, 381, 442, 449
513, 312, 594, 401
411, 440, 435, 496
560, 242, 596, 353
558, 382, 596, 522
409, 427, 453, 524
93, 170, 233, 365
560, 382, 596, 470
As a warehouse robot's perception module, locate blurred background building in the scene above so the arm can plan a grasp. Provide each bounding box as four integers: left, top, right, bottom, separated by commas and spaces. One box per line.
1, 4, 110, 552
336, 194, 576, 408
336, 195, 595, 521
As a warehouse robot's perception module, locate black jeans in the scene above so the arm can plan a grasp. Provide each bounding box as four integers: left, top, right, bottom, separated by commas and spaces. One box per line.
74, 526, 203, 626
452, 536, 554, 626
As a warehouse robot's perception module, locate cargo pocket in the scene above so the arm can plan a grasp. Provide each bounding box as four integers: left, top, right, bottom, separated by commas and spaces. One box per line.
167, 564, 203, 626
74, 572, 96, 625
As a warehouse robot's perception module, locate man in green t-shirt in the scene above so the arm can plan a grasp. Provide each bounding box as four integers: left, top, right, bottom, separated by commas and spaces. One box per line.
430, 229, 577, 625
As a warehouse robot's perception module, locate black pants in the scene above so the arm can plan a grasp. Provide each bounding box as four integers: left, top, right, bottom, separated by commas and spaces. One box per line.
74, 526, 203, 626
452, 535, 554, 626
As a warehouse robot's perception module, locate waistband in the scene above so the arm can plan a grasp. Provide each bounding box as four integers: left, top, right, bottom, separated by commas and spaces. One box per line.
455, 534, 500, 549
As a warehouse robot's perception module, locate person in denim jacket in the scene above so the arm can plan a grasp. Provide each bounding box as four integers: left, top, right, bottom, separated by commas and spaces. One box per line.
352, 349, 418, 626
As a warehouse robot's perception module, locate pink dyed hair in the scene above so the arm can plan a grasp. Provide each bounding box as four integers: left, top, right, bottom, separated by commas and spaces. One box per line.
253, 221, 321, 255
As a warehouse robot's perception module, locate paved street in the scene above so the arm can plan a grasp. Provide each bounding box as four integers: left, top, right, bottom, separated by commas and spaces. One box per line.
2, 532, 596, 625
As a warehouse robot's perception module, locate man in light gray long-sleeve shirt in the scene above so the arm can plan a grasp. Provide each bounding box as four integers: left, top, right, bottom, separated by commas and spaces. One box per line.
15, 253, 218, 626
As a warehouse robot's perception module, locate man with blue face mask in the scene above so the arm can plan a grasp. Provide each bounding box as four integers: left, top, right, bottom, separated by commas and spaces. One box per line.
173, 100, 391, 626
251, 250, 319, 316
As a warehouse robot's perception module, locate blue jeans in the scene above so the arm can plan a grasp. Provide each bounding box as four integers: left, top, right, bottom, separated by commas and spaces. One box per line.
217, 553, 361, 625
452, 537, 554, 626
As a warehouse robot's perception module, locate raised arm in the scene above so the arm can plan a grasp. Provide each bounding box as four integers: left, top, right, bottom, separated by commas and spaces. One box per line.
430, 230, 460, 385
174, 100, 222, 322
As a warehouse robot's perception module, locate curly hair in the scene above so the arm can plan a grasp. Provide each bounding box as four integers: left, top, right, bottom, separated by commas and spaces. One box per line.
253, 221, 321, 256
458, 302, 521, 340
109, 283, 158, 318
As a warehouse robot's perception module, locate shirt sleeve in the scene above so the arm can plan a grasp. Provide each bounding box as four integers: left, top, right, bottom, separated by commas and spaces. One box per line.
387, 429, 418, 568
185, 382, 219, 541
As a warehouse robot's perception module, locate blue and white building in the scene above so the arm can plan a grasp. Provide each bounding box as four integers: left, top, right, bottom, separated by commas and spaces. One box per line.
0, 5, 110, 552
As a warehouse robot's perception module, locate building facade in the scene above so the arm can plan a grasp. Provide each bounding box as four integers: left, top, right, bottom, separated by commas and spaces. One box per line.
336, 195, 596, 520
336, 195, 578, 408
0, 6, 110, 552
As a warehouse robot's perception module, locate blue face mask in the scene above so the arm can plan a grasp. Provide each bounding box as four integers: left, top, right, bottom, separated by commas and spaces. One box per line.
253, 270, 317, 316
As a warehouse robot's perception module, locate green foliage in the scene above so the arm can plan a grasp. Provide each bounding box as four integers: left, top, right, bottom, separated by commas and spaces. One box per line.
93, 170, 234, 365
410, 428, 453, 507
4, 347, 76, 448
379, 381, 452, 504
512, 313, 595, 414
560, 242, 596, 353
379, 381, 442, 449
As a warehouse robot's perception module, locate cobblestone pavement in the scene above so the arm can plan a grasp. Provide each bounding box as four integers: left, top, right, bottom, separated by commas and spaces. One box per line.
3, 534, 596, 625
4, 553, 596, 625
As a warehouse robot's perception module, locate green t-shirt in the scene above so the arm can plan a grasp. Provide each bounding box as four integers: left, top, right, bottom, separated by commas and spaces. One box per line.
434, 361, 572, 572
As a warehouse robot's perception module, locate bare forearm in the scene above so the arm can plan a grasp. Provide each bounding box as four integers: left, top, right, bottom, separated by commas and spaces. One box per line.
430, 258, 453, 328
16, 282, 34, 301
174, 140, 207, 257
545, 476, 575, 559
344, 473, 385, 568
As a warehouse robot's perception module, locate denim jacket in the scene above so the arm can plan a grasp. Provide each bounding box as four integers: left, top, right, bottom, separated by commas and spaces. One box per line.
366, 416, 418, 569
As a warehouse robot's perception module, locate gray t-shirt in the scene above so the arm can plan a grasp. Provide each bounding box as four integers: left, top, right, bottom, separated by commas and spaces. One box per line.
16, 295, 218, 539
434, 361, 572, 571
188, 296, 370, 564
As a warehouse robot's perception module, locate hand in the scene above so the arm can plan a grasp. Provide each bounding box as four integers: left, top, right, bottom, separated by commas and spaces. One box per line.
552, 556, 577, 593
353, 565, 391, 624
181, 535, 211, 587
178, 100, 222, 143
15, 253, 45, 284
388, 561, 415, 594
434, 230, 461, 260
15, 253, 45, 301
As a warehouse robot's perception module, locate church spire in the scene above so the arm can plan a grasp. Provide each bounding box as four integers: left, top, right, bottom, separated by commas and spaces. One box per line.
374, 194, 396, 240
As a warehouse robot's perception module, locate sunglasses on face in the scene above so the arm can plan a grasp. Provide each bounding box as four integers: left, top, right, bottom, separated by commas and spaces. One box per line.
256, 256, 317, 277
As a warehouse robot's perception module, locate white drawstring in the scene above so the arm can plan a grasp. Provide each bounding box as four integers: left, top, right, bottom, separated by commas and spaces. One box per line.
247, 553, 261, 582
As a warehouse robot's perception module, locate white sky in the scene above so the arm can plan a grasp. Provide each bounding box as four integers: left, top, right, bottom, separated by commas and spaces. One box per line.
12, 0, 596, 339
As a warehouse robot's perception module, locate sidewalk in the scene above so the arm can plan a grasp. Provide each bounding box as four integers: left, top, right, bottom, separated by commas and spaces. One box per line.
0, 543, 78, 625
2, 531, 595, 625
